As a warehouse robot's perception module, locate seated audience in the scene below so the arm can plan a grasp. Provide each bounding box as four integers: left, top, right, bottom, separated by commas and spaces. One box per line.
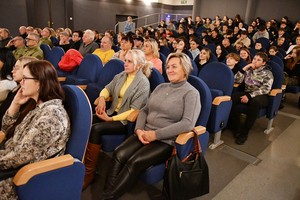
235, 41, 244, 52
178, 26, 188, 39
211, 29, 223, 45
0, 48, 16, 105
226, 53, 240, 74
0, 56, 38, 127
58, 31, 71, 52
6, 36, 26, 60
194, 16, 203, 28
0, 60, 70, 199
23, 33, 44, 59
233, 30, 251, 48
93, 36, 115, 65
254, 42, 264, 52
176, 38, 190, 57
133, 36, 144, 50
239, 47, 252, 64
189, 38, 201, 60
70, 30, 83, 51
196, 48, 211, 75
286, 35, 300, 54
82, 50, 151, 190
215, 44, 227, 62
229, 52, 273, 145
283, 47, 300, 86
248, 25, 256, 38
268, 45, 279, 56
158, 37, 168, 47
222, 38, 237, 53
19, 26, 27, 39
157, 20, 167, 29
99, 53, 201, 200
111, 34, 134, 62
0, 29, 11, 48
252, 25, 269, 42
143, 38, 162, 74
39, 27, 53, 47
167, 20, 176, 30
78, 29, 99, 57
116, 33, 125, 47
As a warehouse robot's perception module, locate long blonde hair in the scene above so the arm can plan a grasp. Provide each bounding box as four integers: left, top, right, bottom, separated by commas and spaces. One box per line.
144, 38, 160, 58
128, 50, 153, 78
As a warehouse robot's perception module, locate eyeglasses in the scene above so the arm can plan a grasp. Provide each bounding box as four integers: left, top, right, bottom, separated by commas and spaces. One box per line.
11, 39, 22, 43
72, 34, 78, 37
12, 66, 21, 71
22, 76, 38, 81
25, 38, 37, 41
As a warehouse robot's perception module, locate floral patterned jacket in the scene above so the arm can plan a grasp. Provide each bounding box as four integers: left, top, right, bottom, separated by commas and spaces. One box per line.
0, 99, 70, 200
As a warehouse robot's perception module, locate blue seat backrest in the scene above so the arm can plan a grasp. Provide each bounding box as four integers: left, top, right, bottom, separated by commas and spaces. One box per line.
278, 48, 287, 57
205, 43, 216, 53
159, 53, 169, 82
97, 59, 124, 86
190, 59, 198, 76
149, 68, 165, 92
187, 75, 212, 127
208, 52, 218, 63
159, 46, 170, 57
269, 55, 284, 70
198, 62, 234, 96
248, 48, 258, 58
40, 44, 51, 61
77, 54, 103, 82
266, 61, 284, 89
62, 85, 92, 161
112, 45, 121, 53
256, 37, 270, 49
48, 46, 65, 69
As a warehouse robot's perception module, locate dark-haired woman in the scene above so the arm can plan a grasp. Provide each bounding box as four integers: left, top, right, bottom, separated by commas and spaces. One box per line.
0, 60, 70, 199
111, 35, 134, 62
0, 48, 16, 105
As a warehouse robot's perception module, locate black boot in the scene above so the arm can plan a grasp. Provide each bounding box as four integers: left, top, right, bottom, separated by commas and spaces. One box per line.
236, 129, 249, 145
99, 165, 135, 200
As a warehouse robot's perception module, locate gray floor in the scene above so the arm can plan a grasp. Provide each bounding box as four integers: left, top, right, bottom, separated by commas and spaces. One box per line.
81, 93, 300, 200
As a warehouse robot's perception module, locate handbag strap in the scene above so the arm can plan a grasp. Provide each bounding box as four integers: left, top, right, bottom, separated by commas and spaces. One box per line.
192, 128, 202, 153
166, 128, 203, 166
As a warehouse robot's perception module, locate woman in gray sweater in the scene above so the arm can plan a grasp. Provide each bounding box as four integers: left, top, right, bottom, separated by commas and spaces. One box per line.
99, 53, 201, 200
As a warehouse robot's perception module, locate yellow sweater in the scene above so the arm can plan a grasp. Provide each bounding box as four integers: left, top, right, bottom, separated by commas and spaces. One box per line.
99, 75, 135, 121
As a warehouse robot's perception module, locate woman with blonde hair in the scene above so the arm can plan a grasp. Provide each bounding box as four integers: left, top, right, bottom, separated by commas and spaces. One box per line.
82, 50, 151, 190
0, 56, 38, 127
196, 48, 211, 75
143, 38, 163, 74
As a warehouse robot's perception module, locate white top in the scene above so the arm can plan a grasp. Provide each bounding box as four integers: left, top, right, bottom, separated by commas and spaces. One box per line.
0, 76, 17, 105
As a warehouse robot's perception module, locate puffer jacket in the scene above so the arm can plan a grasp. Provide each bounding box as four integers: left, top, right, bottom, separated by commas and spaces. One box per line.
234, 65, 274, 98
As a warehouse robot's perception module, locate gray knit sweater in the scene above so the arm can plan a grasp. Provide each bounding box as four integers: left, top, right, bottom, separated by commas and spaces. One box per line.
105, 69, 150, 125
135, 79, 201, 146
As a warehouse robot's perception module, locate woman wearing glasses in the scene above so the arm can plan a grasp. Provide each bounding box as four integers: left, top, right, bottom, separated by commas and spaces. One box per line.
0, 56, 38, 127
0, 60, 70, 200
0, 48, 16, 106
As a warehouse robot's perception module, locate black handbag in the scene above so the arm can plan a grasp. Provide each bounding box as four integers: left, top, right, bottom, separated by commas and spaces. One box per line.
163, 129, 209, 200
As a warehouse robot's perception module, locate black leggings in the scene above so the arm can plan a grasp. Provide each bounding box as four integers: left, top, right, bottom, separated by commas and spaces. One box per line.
104, 134, 173, 198
230, 92, 269, 135
89, 114, 127, 145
